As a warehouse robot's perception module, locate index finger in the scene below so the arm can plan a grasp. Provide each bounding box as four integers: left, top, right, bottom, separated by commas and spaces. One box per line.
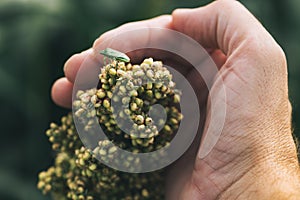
64, 15, 172, 84
53, 16, 173, 108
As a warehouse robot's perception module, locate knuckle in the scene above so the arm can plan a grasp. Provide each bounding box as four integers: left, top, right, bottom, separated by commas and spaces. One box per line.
171, 8, 182, 17
246, 35, 287, 69
273, 44, 287, 65
266, 42, 287, 72
213, 0, 243, 10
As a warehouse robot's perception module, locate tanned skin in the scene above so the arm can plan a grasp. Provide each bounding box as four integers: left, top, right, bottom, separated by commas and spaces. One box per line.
52, 0, 300, 199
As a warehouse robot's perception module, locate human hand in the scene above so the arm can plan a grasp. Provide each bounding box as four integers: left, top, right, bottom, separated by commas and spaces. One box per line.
51, 0, 300, 199
168, 1, 300, 199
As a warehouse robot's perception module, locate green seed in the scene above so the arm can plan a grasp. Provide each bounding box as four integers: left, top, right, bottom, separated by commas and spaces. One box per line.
108, 78, 114, 85
143, 58, 153, 65
130, 90, 138, 97
154, 92, 162, 99
135, 115, 144, 124
97, 90, 106, 98
108, 146, 117, 154
109, 68, 117, 76
124, 108, 131, 115
170, 118, 179, 125
155, 83, 163, 88
77, 187, 84, 193
142, 189, 149, 197
101, 78, 108, 84
107, 91, 113, 98
164, 124, 172, 133
79, 158, 85, 166
174, 94, 180, 103
49, 136, 55, 143
135, 70, 145, 77
102, 84, 110, 90
146, 90, 153, 98
130, 103, 138, 111
146, 70, 154, 78
50, 123, 57, 129
119, 85, 126, 93
146, 82, 153, 89
138, 125, 145, 131
135, 98, 143, 107
132, 65, 141, 71
161, 85, 167, 92
117, 69, 126, 76
103, 99, 110, 108
76, 90, 84, 98
122, 97, 130, 105
145, 117, 153, 125
99, 149, 106, 155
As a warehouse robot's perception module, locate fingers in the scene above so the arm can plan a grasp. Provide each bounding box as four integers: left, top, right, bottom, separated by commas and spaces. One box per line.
93, 15, 173, 53
172, 0, 274, 55
54, 15, 173, 108
51, 77, 73, 108
63, 15, 172, 84
64, 49, 95, 83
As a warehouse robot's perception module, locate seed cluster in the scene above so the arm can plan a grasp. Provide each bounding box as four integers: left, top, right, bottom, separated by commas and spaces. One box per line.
38, 58, 182, 199
73, 58, 182, 153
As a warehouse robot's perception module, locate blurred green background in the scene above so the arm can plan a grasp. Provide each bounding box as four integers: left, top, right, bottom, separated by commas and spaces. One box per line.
0, 0, 299, 199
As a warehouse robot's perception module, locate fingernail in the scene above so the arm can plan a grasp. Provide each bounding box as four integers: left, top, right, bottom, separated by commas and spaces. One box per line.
63, 56, 73, 73
63, 49, 92, 73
